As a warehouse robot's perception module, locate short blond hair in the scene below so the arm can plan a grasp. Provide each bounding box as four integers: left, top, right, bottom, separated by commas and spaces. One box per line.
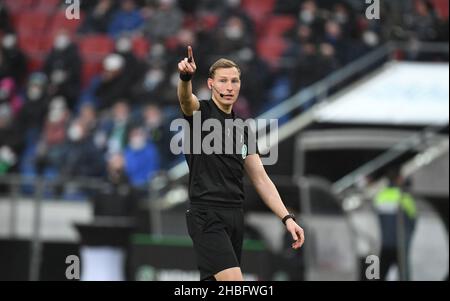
208, 58, 241, 78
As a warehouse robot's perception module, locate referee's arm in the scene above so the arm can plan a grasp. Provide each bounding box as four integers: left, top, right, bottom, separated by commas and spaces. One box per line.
177, 46, 200, 116
245, 154, 305, 249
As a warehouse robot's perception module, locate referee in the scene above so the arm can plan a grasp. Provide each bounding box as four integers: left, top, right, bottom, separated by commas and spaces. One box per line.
177, 46, 305, 281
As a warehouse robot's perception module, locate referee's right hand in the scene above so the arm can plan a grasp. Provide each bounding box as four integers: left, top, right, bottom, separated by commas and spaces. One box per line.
178, 46, 197, 75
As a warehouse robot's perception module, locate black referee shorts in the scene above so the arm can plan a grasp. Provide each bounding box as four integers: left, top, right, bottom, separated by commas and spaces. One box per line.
185, 203, 244, 281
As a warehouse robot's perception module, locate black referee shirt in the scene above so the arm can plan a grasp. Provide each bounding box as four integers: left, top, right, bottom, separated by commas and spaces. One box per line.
183, 98, 258, 207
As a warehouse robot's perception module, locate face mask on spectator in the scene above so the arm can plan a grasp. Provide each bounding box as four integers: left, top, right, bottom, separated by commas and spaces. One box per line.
116, 37, 132, 53
54, 34, 71, 51
300, 10, 315, 24
144, 69, 165, 90
50, 69, 68, 85
363, 31, 380, 47
0, 146, 17, 166
68, 124, 83, 142
49, 108, 65, 122
226, 0, 241, 8
334, 12, 348, 24
27, 86, 43, 101
130, 135, 146, 150
2, 34, 17, 50
224, 25, 244, 40
0, 88, 9, 102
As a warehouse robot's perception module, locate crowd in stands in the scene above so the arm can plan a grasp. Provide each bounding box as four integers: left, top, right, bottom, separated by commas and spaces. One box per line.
0, 0, 448, 197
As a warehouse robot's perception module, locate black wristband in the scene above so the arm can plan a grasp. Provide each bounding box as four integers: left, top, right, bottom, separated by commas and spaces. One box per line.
180, 72, 193, 82
282, 214, 296, 225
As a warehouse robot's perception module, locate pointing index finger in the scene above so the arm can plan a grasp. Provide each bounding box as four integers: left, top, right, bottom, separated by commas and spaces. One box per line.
187, 46, 193, 63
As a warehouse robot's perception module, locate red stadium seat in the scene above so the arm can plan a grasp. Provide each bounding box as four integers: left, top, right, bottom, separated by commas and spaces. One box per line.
241, 0, 276, 22
265, 15, 297, 37
79, 35, 114, 61
132, 36, 151, 59
34, 0, 62, 12
16, 11, 50, 36
257, 36, 289, 68
3, 0, 34, 14
432, 0, 449, 18
82, 61, 102, 87
241, 0, 276, 37
18, 34, 46, 71
49, 10, 85, 36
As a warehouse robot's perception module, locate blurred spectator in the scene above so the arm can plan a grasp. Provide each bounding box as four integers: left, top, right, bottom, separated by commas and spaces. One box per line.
43, 31, 82, 111
78, 102, 98, 133
108, 0, 144, 38
219, 0, 253, 35
1, 33, 28, 84
404, 0, 441, 42
124, 125, 160, 188
35, 96, 71, 175
213, 15, 253, 57
143, 0, 183, 42
114, 35, 148, 97
62, 119, 105, 179
0, 102, 22, 178
79, 0, 116, 34
0, 0, 12, 34
298, 0, 324, 35
141, 104, 175, 168
16, 73, 49, 141
274, 0, 302, 15
0, 77, 23, 117
91, 152, 139, 218
96, 101, 131, 155
374, 168, 417, 281
93, 54, 138, 110
289, 42, 319, 91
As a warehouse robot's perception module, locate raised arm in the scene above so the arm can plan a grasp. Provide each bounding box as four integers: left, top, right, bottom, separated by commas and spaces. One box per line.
177, 46, 200, 116
244, 154, 305, 249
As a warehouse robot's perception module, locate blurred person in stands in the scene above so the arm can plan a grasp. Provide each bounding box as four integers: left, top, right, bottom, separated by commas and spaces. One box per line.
123, 125, 160, 190
16, 73, 49, 143
374, 167, 417, 281
114, 35, 148, 96
1, 33, 28, 84
0, 77, 23, 117
0, 98, 22, 183
0, 0, 12, 34
79, 0, 116, 34
213, 15, 253, 58
108, 0, 144, 39
61, 119, 105, 179
78, 102, 98, 134
94, 54, 137, 110
96, 101, 131, 155
298, 0, 324, 35
219, 0, 253, 35
141, 103, 175, 168
43, 30, 82, 111
143, 0, 183, 42
35, 96, 71, 176
91, 152, 139, 218
404, 0, 441, 42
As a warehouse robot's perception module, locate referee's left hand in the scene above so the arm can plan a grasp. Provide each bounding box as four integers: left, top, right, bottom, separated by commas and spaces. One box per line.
286, 219, 305, 249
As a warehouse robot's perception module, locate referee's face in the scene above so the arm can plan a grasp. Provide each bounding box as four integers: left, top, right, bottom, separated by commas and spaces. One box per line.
208, 67, 241, 106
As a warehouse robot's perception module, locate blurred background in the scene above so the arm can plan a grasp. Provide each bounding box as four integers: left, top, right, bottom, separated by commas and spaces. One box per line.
0, 0, 448, 281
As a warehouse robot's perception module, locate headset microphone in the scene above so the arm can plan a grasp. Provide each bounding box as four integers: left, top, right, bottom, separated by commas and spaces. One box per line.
212, 86, 225, 98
